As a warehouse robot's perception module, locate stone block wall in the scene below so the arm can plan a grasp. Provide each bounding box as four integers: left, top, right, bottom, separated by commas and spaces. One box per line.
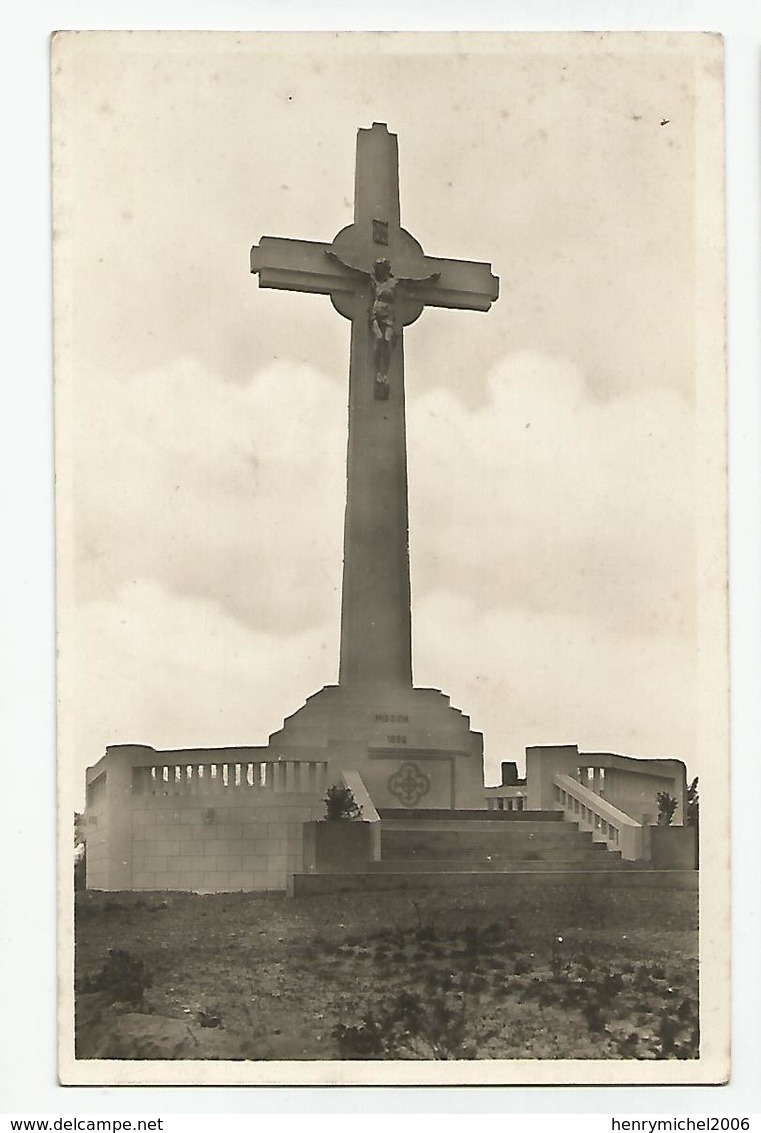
130, 792, 324, 892
84, 745, 328, 893
82, 768, 108, 890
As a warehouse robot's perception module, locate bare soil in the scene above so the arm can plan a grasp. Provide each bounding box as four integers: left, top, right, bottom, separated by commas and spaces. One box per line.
74, 884, 698, 1061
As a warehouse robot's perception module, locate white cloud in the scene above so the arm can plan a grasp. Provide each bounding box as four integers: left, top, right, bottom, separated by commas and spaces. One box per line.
406, 350, 698, 776
408, 350, 695, 639
73, 355, 346, 634
61, 577, 338, 803
413, 593, 697, 783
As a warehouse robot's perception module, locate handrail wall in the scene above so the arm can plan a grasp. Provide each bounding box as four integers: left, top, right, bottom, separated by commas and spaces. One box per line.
340, 768, 382, 861
553, 772, 645, 861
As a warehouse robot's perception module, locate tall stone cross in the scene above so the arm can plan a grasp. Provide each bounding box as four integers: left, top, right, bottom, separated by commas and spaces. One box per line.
250, 122, 498, 693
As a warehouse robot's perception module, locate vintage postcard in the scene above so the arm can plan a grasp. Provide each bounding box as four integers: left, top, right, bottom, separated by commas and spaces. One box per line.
53, 30, 728, 1086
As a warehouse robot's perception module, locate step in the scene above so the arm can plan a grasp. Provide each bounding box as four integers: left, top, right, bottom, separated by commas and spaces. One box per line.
382, 846, 619, 864
380, 833, 597, 858
377, 808, 562, 822
380, 823, 593, 839
380, 843, 610, 863
380, 824, 588, 842
380, 819, 570, 834
368, 856, 627, 873
288, 869, 698, 897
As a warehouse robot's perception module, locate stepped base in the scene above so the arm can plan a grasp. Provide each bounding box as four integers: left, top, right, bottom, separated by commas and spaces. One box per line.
377, 808, 562, 822
377, 810, 621, 864
367, 855, 628, 872
293, 806, 662, 895
289, 869, 698, 896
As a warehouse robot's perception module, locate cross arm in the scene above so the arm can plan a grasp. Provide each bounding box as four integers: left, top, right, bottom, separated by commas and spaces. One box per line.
250, 236, 356, 297
406, 255, 499, 313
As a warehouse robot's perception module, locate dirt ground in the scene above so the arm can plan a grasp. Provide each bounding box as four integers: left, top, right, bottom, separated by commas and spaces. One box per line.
74, 883, 698, 1061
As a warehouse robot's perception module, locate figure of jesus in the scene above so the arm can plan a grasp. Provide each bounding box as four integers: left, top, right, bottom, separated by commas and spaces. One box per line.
327, 251, 440, 398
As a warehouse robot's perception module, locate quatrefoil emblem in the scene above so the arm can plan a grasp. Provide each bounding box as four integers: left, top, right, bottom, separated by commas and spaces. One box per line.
388, 762, 430, 807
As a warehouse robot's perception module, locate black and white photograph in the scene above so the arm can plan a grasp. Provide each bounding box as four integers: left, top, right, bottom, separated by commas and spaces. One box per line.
52, 30, 728, 1086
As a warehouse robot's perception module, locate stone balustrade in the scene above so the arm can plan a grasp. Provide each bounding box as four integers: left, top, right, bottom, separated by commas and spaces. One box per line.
526, 743, 687, 826
485, 791, 527, 812
84, 744, 332, 892
132, 759, 329, 797
553, 772, 645, 861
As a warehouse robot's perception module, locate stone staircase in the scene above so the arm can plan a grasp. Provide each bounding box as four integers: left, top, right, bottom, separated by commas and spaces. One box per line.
289, 807, 650, 896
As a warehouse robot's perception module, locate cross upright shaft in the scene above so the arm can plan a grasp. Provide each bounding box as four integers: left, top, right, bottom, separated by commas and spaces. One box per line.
250, 123, 499, 693
339, 125, 410, 690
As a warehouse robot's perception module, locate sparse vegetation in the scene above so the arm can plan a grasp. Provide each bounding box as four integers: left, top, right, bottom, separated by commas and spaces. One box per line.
75, 885, 698, 1060
324, 915, 699, 1060
334, 989, 473, 1059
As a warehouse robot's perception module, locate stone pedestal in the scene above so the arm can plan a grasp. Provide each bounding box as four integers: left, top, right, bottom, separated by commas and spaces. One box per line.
266, 683, 485, 810
646, 825, 698, 869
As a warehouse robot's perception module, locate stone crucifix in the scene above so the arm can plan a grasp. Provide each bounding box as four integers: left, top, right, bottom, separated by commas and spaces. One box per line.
250, 122, 499, 692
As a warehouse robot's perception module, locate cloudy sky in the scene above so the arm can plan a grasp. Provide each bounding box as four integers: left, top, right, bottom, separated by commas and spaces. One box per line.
53, 31, 724, 797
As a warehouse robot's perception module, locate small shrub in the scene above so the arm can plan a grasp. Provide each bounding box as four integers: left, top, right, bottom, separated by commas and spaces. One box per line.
656, 792, 678, 826
657, 1010, 680, 1055
617, 1031, 640, 1057
324, 784, 363, 821
333, 1018, 385, 1058
677, 996, 697, 1021
686, 777, 699, 828
80, 948, 151, 1006
654, 1007, 699, 1059
600, 972, 624, 1001
582, 997, 606, 1034
333, 990, 475, 1060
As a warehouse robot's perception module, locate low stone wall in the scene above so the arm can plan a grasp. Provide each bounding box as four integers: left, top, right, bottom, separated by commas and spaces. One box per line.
290, 869, 700, 897
83, 769, 109, 890
131, 792, 325, 892
84, 745, 328, 893
301, 820, 374, 878
646, 825, 698, 870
